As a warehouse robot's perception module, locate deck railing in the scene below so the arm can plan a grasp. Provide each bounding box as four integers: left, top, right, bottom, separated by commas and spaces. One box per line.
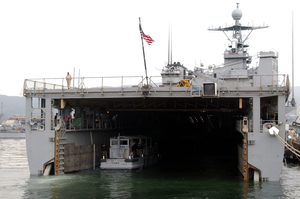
23, 74, 289, 96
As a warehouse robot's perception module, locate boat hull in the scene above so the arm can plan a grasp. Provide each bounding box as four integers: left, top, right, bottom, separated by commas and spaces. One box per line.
284, 140, 300, 163
100, 157, 144, 170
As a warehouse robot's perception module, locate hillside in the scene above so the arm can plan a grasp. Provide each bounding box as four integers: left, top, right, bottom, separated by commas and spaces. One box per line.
0, 95, 25, 121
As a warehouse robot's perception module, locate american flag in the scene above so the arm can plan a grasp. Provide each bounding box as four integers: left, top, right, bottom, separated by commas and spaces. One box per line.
139, 24, 154, 45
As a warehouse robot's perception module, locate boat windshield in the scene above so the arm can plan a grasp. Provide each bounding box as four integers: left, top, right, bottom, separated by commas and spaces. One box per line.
120, 140, 128, 145
111, 139, 129, 146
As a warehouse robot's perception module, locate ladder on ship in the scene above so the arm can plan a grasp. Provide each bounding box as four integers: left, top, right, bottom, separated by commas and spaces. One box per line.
54, 119, 67, 175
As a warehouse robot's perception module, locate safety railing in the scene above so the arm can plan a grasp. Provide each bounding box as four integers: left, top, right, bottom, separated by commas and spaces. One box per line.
52, 116, 139, 131
23, 76, 144, 90
23, 74, 289, 96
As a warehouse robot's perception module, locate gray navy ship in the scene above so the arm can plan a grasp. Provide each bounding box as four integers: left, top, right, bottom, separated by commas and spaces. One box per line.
23, 4, 292, 181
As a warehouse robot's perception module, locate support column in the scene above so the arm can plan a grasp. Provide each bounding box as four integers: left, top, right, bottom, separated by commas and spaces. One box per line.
278, 95, 286, 137
45, 98, 52, 131
252, 96, 261, 133
25, 97, 32, 132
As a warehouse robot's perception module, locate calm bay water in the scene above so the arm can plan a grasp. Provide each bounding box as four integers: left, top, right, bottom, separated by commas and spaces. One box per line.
1, 139, 300, 199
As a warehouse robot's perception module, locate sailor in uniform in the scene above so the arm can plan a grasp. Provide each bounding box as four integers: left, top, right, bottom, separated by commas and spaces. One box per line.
101, 143, 108, 159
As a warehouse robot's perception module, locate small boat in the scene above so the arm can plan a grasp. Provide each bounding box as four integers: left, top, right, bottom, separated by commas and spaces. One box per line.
284, 128, 300, 163
284, 107, 300, 163
100, 135, 158, 170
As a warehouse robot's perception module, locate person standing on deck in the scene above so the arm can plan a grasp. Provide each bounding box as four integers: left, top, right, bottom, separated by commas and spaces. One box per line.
66, 114, 72, 129
66, 72, 72, 89
95, 114, 100, 128
137, 142, 142, 156
54, 113, 58, 126
140, 142, 145, 155
132, 141, 138, 157
101, 143, 108, 159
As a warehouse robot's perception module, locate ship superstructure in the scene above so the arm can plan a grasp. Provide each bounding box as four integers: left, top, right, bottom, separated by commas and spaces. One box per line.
23, 4, 291, 181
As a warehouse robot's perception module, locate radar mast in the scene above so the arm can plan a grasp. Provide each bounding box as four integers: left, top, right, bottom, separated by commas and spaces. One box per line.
208, 3, 268, 53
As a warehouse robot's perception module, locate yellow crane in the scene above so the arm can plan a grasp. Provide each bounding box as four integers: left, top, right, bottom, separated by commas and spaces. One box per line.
177, 79, 191, 87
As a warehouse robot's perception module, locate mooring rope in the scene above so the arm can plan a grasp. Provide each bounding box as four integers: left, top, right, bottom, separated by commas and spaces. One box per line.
275, 133, 300, 159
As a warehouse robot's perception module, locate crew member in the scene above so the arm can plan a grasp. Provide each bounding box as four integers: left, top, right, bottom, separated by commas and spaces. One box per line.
112, 114, 118, 128
54, 113, 58, 126
66, 114, 72, 129
66, 72, 72, 89
101, 142, 108, 159
137, 142, 142, 156
140, 142, 145, 155
132, 141, 137, 157
95, 113, 100, 128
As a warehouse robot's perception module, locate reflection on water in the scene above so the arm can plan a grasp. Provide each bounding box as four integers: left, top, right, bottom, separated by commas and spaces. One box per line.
243, 180, 288, 199
0, 139, 299, 199
0, 139, 29, 199
101, 171, 133, 198
21, 170, 134, 199
0, 139, 28, 170
281, 165, 300, 198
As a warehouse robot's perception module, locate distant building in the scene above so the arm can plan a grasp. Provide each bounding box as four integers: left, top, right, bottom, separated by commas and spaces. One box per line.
4, 116, 25, 126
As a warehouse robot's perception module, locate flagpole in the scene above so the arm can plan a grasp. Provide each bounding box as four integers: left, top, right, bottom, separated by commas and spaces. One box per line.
139, 17, 149, 87
291, 12, 296, 106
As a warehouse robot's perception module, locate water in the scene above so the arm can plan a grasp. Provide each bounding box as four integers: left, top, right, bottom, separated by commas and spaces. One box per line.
0, 139, 300, 199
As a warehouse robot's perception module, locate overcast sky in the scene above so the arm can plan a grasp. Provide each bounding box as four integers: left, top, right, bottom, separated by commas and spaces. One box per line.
0, 0, 299, 96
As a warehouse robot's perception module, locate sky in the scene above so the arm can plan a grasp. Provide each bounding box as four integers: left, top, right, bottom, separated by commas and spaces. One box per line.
0, 0, 300, 96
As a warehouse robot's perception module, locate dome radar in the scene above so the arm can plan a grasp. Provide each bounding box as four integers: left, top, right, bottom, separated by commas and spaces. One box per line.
232, 3, 242, 21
